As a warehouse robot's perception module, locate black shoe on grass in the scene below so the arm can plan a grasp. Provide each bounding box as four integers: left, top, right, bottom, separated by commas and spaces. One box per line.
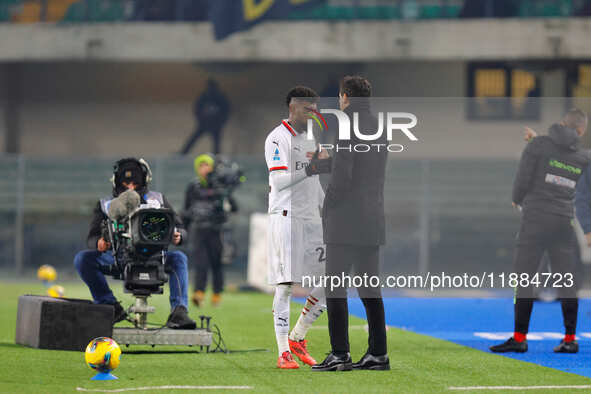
311, 352, 353, 372
490, 337, 527, 353
554, 340, 578, 353
352, 353, 390, 370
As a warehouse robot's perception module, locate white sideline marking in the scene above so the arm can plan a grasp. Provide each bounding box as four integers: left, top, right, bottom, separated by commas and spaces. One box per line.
448, 385, 591, 391
76, 386, 253, 392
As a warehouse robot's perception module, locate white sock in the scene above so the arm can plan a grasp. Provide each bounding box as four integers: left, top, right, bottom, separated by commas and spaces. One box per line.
289, 287, 326, 342
273, 284, 292, 356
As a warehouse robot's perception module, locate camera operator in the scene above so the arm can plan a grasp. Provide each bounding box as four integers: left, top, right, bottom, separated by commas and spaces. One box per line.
74, 157, 196, 329
184, 153, 239, 307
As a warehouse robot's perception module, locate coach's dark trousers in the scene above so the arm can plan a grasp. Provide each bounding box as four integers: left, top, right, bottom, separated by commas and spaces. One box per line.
513, 211, 578, 335
326, 243, 387, 356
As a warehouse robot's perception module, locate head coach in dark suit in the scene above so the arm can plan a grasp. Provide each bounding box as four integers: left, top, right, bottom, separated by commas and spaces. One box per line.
309, 76, 389, 371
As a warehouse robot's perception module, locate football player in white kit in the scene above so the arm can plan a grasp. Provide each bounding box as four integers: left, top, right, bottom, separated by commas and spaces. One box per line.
265, 86, 330, 369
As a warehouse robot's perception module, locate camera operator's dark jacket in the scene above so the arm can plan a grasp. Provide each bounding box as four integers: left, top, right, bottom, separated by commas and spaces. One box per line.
86, 191, 187, 249
322, 101, 388, 246
513, 123, 591, 218
183, 179, 238, 231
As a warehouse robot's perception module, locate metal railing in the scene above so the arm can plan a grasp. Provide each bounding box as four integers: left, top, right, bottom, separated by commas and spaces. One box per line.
0, 155, 521, 280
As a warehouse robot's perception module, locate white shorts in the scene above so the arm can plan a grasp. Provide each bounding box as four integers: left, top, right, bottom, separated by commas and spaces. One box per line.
267, 214, 325, 285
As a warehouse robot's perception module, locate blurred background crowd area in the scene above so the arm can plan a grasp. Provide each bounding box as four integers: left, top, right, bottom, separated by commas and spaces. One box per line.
3, 0, 591, 23
1, 0, 591, 287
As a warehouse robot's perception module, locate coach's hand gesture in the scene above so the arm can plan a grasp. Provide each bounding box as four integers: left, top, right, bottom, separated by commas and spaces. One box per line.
306, 150, 329, 159
524, 126, 537, 142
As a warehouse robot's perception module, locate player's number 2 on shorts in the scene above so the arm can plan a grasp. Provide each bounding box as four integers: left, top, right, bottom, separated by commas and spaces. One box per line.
316, 247, 326, 263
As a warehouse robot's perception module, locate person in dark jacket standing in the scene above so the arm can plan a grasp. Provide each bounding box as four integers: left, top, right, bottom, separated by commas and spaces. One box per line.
180, 79, 230, 155
310, 76, 389, 371
183, 153, 238, 307
491, 109, 590, 354
74, 157, 196, 329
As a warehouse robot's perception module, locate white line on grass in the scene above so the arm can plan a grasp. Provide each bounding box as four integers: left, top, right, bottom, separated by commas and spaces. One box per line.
448, 385, 591, 391
76, 386, 253, 392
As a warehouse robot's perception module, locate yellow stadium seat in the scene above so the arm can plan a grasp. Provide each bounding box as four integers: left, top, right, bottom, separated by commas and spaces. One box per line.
46, 0, 78, 22
11, 0, 41, 23
11, 0, 79, 23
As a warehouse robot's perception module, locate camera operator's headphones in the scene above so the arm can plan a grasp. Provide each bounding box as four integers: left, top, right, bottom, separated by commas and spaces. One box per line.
110, 157, 153, 189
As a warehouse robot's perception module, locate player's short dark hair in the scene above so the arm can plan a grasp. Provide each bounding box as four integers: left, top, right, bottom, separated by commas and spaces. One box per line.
286, 86, 318, 107
563, 108, 588, 129
340, 75, 372, 98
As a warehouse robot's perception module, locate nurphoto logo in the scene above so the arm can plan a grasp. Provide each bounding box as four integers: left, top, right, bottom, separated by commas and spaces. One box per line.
306, 109, 419, 152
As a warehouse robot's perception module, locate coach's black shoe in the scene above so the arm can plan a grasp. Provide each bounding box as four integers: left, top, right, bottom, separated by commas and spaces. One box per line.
554, 340, 578, 353
311, 352, 352, 371
166, 306, 197, 329
112, 301, 127, 324
352, 352, 390, 370
489, 337, 528, 353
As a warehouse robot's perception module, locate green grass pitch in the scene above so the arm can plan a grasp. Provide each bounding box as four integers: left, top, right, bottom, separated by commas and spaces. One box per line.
1, 280, 590, 393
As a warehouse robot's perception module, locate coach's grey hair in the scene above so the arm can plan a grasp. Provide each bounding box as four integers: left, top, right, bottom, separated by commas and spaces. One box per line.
563, 108, 588, 130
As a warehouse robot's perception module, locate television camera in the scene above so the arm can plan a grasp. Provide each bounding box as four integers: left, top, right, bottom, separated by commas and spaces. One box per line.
102, 190, 212, 348
208, 155, 245, 191
186, 156, 244, 223
102, 191, 174, 328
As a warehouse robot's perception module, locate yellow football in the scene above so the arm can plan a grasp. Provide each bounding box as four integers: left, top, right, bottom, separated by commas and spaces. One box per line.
85, 337, 121, 372
37, 265, 57, 282
47, 285, 65, 298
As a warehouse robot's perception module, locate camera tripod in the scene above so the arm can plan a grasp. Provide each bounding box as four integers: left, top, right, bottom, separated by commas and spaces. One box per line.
112, 294, 213, 349
129, 295, 153, 329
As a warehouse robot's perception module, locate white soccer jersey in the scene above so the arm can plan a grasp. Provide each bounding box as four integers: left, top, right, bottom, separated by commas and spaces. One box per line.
264, 120, 324, 220
265, 120, 325, 284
